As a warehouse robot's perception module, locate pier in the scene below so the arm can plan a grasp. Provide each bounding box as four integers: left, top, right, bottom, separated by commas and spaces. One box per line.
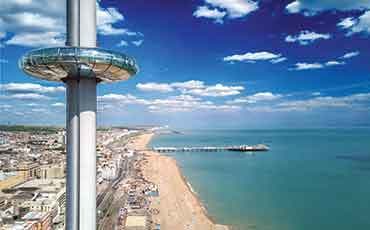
152, 144, 269, 153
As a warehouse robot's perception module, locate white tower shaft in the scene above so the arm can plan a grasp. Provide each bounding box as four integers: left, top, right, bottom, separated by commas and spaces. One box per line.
78, 78, 97, 230
66, 0, 97, 229
66, 80, 79, 230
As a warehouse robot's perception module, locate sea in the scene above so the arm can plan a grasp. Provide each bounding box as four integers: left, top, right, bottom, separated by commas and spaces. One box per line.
150, 129, 370, 230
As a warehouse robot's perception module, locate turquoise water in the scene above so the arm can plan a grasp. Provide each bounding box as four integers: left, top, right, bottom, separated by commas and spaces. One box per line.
150, 129, 370, 230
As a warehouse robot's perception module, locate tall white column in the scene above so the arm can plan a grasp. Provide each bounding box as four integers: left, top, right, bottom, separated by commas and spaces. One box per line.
80, 0, 97, 47
79, 78, 97, 230
66, 0, 80, 229
78, 0, 97, 229
66, 0, 97, 229
65, 80, 79, 230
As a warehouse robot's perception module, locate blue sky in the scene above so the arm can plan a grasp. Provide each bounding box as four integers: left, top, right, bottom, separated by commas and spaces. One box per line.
0, 0, 370, 128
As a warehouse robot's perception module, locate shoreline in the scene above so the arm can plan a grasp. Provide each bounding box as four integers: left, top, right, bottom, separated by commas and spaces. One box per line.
133, 132, 229, 230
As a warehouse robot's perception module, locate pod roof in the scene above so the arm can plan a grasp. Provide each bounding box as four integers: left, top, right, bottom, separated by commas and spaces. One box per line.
20, 47, 138, 82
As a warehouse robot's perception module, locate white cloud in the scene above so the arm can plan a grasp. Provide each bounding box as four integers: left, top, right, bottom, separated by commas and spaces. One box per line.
205, 0, 258, 18
270, 57, 287, 64
97, 5, 123, 31
193, 6, 226, 23
1, 0, 141, 47
338, 11, 370, 35
98, 93, 150, 106
51, 102, 65, 107
278, 93, 370, 111
348, 11, 370, 34
169, 94, 202, 102
184, 84, 244, 97
0, 93, 51, 100
340, 51, 360, 59
227, 92, 283, 104
0, 0, 65, 47
0, 83, 65, 94
0, 1, 65, 32
132, 39, 144, 46
98, 25, 134, 36
285, 1, 301, 14
285, 31, 331, 45
26, 103, 39, 107
99, 93, 133, 101
97, 91, 370, 115
197, 104, 242, 112
194, 0, 258, 22
98, 92, 240, 113
136, 80, 244, 97
31, 108, 48, 113
243, 92, 283, 103
117, 40, 128, 47
136, 83, 174, 93
292, 55, 352, 70
6, 32, 65, 47
337, 17, 356, 29
171, 80, 205, 90
292, 62, 324, 70
223, 51, 285, 63
14, 112, 25, 116
1, 1, 65, 18
96, 3, 138, 36
6, 12, 64, 32
0, 104, 12, 109
242, 92, 370, 113
150, 96, 210, 109
286, 0, 370, 15
325, 61, 345, 66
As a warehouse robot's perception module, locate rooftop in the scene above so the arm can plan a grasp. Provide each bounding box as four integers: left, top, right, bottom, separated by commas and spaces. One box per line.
125, 215, 147, 228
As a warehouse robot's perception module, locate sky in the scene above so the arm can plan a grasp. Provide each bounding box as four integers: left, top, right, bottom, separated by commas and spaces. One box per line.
0, 0, 370, 129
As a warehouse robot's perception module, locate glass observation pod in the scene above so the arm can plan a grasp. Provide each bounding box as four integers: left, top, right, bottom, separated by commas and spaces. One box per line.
19, 47, 139, 82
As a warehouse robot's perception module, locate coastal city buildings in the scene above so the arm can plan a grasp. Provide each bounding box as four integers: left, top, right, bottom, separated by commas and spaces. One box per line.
0, 128, 66, 229
0, 127, 162, 230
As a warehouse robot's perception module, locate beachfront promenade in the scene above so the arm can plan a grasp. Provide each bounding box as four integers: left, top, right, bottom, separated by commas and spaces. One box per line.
151, 144, 269, 153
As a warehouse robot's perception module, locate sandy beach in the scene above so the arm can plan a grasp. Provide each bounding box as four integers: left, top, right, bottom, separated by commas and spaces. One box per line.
132, 133, 229, 230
